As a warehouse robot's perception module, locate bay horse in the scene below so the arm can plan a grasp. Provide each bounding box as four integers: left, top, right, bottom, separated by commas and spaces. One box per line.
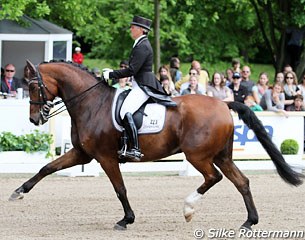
9, 60, 303, 231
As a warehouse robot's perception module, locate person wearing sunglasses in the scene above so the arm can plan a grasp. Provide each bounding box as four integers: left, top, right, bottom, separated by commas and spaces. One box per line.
283, 71, 301, 110
1, 63, 22, 96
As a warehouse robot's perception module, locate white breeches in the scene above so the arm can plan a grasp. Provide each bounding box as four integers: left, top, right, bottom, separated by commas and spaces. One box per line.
120, 80, 149, 119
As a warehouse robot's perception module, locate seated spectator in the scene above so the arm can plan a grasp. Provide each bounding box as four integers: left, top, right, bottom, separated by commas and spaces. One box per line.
252, 72, 270, 105
112, 77, 131, 90
241, 65, 255, 95
229, 72, 248, 103
224, 68, 234, 86
191, 60, 209, 88
112, 60, 131, 85
260, 82, 288, 117
0, 63, 22, 96
283, 71, 300, 110
181, 75, 203, 95
244, 95, 263, 111
157, 65, 175, 90
286, 94, 305, 111
92, 67, 102, 80
160, 75, 179, 97
275, 72, 284, 84
207, 72, 233, 101
297, 73, 305, 104
178, 68, 206, 94
169, 57, 182, 83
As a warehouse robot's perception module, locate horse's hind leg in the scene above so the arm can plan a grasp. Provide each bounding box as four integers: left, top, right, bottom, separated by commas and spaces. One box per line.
184, 158, 223, 222
9, 148, 92, 201
214, 158, 258, 230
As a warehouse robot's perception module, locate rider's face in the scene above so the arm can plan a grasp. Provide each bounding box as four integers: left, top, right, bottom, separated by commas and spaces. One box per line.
130, 25, 143, 40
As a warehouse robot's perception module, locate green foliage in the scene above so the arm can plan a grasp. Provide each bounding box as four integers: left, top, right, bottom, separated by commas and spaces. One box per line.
1, 0, 305, 73
0, 130, 53, 157
280, 139, 299, 155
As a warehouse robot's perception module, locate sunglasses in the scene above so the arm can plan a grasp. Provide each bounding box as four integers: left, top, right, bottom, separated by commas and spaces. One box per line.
286, 77, 293, 79
242, 71, 249, 73
189, 72, 197, 75
5, 69, 15, 72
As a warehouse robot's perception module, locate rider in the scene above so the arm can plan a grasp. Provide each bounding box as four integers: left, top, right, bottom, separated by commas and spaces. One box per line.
102, 16, 175, 161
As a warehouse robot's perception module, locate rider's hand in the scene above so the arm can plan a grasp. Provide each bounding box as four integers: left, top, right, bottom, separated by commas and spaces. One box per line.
102, 68, 113, 81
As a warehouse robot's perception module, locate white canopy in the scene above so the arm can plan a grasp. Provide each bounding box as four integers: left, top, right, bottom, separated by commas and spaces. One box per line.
0, 15, 73, 78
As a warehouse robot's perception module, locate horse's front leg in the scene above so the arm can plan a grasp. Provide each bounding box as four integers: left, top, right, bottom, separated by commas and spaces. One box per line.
9, 148, 92, 201
99, 158, 135, 230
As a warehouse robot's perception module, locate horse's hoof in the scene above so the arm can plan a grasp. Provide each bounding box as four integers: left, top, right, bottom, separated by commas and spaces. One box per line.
184, 206, 195, 222
8, 191, 24, 201
240, 225, 252, 231
113, 223, 127, 231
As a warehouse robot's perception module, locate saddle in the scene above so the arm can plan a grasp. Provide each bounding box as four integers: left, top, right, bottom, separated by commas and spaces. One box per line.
113, 88, 177, 133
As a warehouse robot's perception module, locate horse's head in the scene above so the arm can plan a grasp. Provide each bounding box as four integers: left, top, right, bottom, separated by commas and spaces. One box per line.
26, 60, 58, 126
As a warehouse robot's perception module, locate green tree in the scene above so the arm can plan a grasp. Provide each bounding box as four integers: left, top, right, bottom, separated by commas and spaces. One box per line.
1, 0, 304, 78
250, 0, 305, 79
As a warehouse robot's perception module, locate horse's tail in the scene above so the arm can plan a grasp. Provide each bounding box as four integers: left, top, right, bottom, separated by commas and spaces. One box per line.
227, 101, 304, 186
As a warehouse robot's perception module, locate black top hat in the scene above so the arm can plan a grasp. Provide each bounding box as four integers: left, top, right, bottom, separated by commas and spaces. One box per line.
130, 16, 152, 31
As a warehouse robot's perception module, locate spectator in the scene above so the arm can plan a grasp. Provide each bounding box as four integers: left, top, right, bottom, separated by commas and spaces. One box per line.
169, 57, 182, 83
178, 68, 206, 94
191, 60, 209, 88
283, 64, 293, 75
181, 75, 203, 95
72, 47, 84, 64
260, 82, 288, 117
224, 68, 234, 86
283, 71, 300, 110
240, 65, 255, 95
0, 63, 22, 96
207, 72, 233, 101
92, 67, 102, 80
286, 94, 305, 111
157, 65, 175, 90
298, 73, 305, 104
112, 60, 131, 85
160, 75, 179, 97
112, 77, 131, 90
244, 96, 263, 111
229, 72, 248, 103
232, 58, 241, 73
275, 72, 285, 84
252, 72, 269, 105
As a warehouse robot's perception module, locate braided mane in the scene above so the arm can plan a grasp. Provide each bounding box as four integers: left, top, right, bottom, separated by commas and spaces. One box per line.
41, 59, 98, 79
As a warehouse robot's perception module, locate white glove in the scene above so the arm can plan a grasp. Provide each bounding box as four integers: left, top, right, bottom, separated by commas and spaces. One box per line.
102, 68, 113, 81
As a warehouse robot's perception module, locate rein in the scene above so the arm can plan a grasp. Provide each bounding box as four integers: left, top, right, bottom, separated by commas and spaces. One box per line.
29, 64, 104, 120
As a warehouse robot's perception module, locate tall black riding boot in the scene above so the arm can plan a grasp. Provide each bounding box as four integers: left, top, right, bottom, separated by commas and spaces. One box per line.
121, 112, 143, 161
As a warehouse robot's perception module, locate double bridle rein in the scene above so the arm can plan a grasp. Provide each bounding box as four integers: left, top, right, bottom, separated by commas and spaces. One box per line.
28, 64, 104, 121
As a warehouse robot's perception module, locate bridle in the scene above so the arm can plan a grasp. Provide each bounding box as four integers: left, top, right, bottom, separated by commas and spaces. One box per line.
28, 64, 104, 122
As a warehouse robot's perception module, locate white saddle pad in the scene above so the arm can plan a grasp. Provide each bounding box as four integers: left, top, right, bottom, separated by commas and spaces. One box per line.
111, 89, 166, 134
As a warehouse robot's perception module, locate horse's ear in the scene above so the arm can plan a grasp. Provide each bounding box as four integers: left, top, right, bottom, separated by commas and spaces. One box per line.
26, 59, 37, 76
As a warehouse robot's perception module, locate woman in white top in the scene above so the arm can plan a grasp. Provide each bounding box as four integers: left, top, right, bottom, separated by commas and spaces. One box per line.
207, 72, 233, 101
252, 72, 269, 105
260, 82, 288, 117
